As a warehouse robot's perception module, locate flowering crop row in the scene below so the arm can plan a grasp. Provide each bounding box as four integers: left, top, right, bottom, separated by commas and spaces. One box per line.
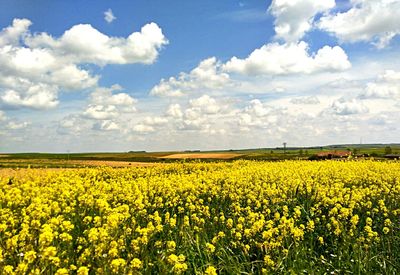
1, 160, 400, 274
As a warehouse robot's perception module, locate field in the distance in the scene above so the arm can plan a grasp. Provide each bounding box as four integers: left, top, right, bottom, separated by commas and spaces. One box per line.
159, 153, 242, 159
1, 160, 399, 274
1, 143, 399, 169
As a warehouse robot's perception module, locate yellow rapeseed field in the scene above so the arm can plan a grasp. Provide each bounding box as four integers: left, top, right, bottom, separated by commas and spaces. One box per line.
0, 160, 399, 274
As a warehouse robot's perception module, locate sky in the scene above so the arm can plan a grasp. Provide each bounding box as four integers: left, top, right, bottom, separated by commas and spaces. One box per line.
0, 0, 399, 153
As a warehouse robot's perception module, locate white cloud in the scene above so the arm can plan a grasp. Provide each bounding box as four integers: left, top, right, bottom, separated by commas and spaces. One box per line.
1, 84, 59, 109
164, 95, 228, 132
150, 57, 230, 97
154, 96, 227, 132
236, 99, 292, 134
359, 70, 400, 99
331, 98, 369, 115
82, 105, 118, 120
379, 69, 400, 82
180, 118, 209, 131
0, 110, 7, 121
133, 124, 155, 133
0, 110, 30, 131
0, 18, 167, 109
143, 116, 168, 126
166, 103, 183, 118
184, 108, 202, 121
104, 9, 116, 23
93, 120, 119, 131
363, 82, 399, 99
6, 121, 29, 130
189, 95, 220, 114
57, 115, 89, 135
90, 85, 137, 107
244, 99, 270, 117
236, 99, 283, 130
0, 18, 31, 47
269, 0, 335, 42
49, 65, 99, 90
290, 96, 320, 105
27, 22, 168, 65
229, 95, 384, 146
77, 85, 139, 133
59, 115, 79, 129
318, 0, 400, 48
150, 42, 351, 99
127, 116, 169, 134
223, 41, 351, 76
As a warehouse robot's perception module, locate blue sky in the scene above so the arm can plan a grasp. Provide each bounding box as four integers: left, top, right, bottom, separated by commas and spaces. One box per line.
0, 0, 399, 152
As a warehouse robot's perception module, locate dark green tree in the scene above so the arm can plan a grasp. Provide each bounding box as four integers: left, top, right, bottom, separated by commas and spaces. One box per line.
385, 146, 392, 155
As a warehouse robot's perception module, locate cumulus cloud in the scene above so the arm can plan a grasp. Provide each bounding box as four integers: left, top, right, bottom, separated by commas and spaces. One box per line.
90, 85, 137, 107
189, 95, 220, 114
331, 98, 369, 115
143, 116, 168, 126
166, 104, 183, 118
82, 105, 118, 120
104, 9, 116, 23
244, 99, 271, 117
269, 0, 335, 42
27, 21, 168, 65
82, 85, 137, 121
168, 95, 227, 131
93, 120, 119, 131
0, 18, 31, 47
379, 70, 400, 82
359, 70, 400, 99
0, 110, 30, 131
223, 41, 351, 76
318, 0, 400, 48
0, 18, 167, 109
133, 124, 155, 133
129, 116, 170, 134
154, 95, 227, 132
5, 121, 29, 130
150, 42, 351, 98
290, 96, 320, 105
236, 99, 292, 134
228, 95, 389, 146
1, 84, 59, 109
150, 57, 230, 97
57, 115, 89, 135
0, 110, 7, 121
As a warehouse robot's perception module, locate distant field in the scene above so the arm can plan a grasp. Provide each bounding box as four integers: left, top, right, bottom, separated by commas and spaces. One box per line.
0, 144, 399, 168
160, 153, 242, 159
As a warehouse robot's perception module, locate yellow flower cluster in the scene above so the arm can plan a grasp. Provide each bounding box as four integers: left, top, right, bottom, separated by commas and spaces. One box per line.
0, 160, 399, 274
